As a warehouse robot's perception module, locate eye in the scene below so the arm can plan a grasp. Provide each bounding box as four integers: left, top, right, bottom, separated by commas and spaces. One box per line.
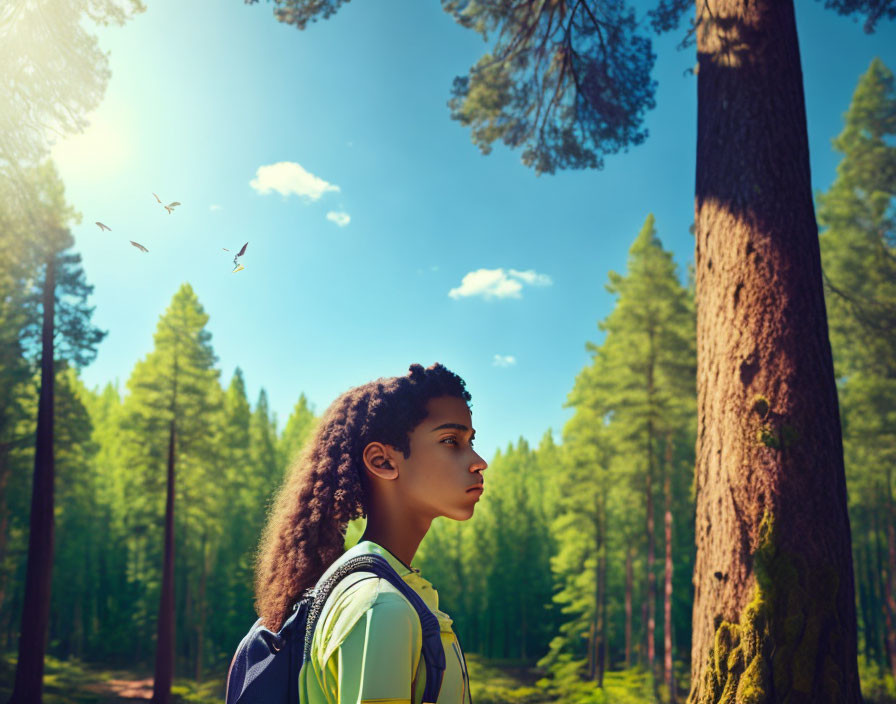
441, 436, 474, 448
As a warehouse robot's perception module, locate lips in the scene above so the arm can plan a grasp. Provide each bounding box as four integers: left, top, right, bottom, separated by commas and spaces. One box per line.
467, 484, 484, 492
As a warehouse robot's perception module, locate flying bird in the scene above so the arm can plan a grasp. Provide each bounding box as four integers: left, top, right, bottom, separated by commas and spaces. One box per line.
95, 222, 111, 232
164, 201, 181, 214
129, 240, 149, 253
222, 241, 248, 272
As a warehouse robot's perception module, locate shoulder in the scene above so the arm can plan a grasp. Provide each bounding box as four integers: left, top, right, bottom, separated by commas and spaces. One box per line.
312, 573, 422, 665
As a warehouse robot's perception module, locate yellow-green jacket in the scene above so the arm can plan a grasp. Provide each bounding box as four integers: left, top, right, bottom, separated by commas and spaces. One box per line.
299, 540, 471, 704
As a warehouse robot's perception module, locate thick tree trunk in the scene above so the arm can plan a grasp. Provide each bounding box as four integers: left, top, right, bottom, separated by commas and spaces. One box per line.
10, 254, 56, 704
690, 0, 862, 701
664, 439, 676, 703
152, 420, 177, 704
625, 544, 633, 669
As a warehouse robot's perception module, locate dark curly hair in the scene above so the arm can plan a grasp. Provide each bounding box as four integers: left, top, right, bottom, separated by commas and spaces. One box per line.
253, 362, 472, 631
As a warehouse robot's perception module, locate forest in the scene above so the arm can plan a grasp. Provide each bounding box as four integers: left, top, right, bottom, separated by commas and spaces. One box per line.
1, 55, 894, 703
2, 0, 896, 701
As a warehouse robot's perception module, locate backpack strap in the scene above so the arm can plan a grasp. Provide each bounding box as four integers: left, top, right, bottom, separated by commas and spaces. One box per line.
304, 554, 446, 704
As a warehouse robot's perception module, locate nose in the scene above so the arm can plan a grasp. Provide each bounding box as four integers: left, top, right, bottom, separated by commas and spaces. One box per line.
470, 452, 487, 473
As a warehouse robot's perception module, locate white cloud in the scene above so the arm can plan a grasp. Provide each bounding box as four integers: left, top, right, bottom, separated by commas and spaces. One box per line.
448, 267, 552, 300
209, 204, 222, 211
250, 161, 340, 201
508, 268, 552, 286
492, 354, 516, 367
326, 211, 351, 227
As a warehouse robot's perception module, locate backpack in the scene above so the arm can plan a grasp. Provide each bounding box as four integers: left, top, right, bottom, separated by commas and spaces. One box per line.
225, 553, 446, 704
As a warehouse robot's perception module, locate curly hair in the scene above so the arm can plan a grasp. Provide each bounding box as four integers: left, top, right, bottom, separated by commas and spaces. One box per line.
253, 362, 473, 631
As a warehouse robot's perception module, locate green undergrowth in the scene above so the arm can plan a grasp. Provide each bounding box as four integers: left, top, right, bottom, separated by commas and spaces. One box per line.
1, 650, 893, 703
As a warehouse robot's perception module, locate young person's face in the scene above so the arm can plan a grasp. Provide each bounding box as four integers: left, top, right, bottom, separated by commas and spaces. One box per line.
398, 395, 488, 521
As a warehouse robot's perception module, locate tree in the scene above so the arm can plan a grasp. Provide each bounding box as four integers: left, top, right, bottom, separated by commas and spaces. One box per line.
816, 57, 896, 684
277, 392, 316, 471
9, 162, 106, 704
120, 284, 220, 704
245, 0, 895, 699
0, 0, 144, 181
559, 216, 693, 698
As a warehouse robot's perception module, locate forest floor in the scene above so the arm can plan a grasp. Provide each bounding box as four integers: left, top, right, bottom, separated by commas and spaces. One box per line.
1, 651, 894, 703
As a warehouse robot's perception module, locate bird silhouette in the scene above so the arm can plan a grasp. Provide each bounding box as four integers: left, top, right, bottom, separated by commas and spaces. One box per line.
164, 201, 181, 214
129, 241, 149, 253
95, 222, 111, 232
222, 241, 248, 272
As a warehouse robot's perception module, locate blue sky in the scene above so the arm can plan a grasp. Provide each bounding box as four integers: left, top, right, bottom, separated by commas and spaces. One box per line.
50, 0, 895, 462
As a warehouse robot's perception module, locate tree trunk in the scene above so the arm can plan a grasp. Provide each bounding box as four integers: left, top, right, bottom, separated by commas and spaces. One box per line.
873, 511, 891, 672
10, 253, 56, 704
664, 439, 677, 703
884, 475, 896, 683
152, 420, 177, 704
862, 525, 881, 667
195, 532, 208, 683
854, 532, 872, 664
690, 0, 862, 701
586, 618, 595, 681
645, 460, 656, 683
625, 544, 633, 669
597, 500, 607, 687
646, 346, 657, 687
0, 444, 11, 621
591, 513, 602, 682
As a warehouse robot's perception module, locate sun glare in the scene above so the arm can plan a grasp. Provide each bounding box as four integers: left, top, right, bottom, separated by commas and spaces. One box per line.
50, 108, 133, 180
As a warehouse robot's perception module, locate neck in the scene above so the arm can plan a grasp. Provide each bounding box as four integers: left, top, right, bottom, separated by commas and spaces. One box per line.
359, 512, 430, 568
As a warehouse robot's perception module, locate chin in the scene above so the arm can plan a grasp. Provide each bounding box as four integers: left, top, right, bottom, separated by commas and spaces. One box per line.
441, 504, 477, 521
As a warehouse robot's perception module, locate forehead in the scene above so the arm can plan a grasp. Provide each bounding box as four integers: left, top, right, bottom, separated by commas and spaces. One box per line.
419, 395, 472, 428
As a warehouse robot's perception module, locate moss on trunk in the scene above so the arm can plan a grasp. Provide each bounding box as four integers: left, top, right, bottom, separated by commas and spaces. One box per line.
691, 512, 843, 704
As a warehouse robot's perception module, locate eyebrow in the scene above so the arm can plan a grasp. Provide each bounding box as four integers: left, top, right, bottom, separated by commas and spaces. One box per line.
431, 422, 476, 437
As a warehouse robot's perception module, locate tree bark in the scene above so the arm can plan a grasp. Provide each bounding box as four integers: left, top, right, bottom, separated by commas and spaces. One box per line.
10, 253, 56, 704
151, 419, 177, 704
664, 438, 677, 703
690, 0, 862, 701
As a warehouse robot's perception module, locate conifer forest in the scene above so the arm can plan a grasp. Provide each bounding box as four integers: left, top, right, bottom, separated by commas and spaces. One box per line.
1, 1, 895, 703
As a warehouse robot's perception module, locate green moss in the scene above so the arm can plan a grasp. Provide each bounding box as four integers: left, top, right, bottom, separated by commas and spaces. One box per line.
756, 424, 780, 449
748, 397, 800, 450
691, 512, 844, 703
751, 396, 770, 419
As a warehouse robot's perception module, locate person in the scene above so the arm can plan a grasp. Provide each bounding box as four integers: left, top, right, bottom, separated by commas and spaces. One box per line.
253, 362, 488, 704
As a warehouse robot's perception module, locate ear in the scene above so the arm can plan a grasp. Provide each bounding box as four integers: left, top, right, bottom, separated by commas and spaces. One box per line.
361, 441, 399, 481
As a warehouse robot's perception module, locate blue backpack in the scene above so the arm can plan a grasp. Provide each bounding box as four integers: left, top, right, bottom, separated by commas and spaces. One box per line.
225, 553, 446, 704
